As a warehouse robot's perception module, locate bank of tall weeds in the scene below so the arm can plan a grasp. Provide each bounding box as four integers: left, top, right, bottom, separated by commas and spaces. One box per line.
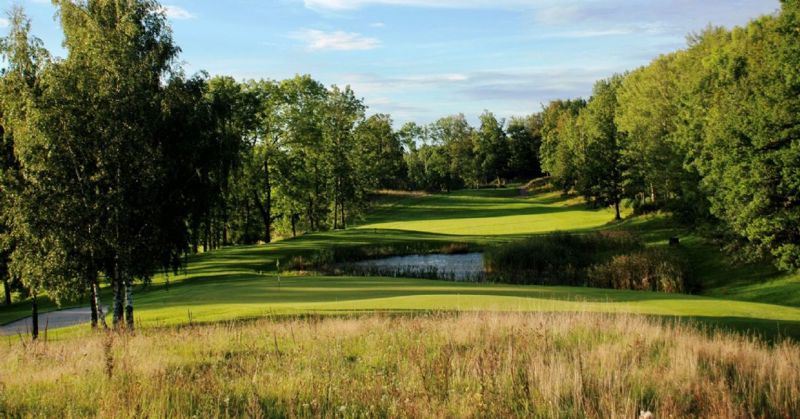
1, 312, 798, 418
484, 231, 693, 292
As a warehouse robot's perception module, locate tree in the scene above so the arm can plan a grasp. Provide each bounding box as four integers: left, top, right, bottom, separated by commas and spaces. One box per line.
580, 76, 625, 220
506, 114, 543, 180
540, 99, 586, 193
689, 3, 800, 271
431, 114, 475, 190
355, 114, 406, 190
277, 76, 328, 234
0, 6, 70, 338
475, 111, 509, 186
48, 0, 181, 329
616, 54, 687, 211
322, 85, 366, 229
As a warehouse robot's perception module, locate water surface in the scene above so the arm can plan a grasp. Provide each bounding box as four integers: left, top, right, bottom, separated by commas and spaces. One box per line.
351, 253, 484, 281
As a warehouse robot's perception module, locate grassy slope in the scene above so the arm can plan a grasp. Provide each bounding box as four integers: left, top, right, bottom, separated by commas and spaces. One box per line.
358, 188, 626, 235
2, 187, 799, 339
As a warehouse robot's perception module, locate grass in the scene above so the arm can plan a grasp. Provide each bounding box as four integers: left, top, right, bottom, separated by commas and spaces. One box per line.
357, 188, 628, 235
2, 312, 798, 417
1, 187, 798, 339
2, 186, 800, 417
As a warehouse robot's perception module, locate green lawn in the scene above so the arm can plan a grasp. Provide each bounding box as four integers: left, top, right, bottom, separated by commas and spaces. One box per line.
2, 187, 799, 339
358, 188, 626, 235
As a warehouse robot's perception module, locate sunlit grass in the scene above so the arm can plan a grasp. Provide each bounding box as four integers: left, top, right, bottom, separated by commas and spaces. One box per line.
2, 312, 798, 417
357, 188, 628, 235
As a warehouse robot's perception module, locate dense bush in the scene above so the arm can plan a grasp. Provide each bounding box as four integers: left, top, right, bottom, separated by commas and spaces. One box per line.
588, 248, 691, 293
484, 231, 643, 285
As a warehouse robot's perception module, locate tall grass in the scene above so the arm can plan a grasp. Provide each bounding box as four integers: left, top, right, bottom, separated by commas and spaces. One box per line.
588, 248, 694, 293
484, 231, 644, 285
1, 312, 798, 417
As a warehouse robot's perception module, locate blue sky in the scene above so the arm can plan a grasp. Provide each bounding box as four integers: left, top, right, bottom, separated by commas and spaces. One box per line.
2, 0, 781, 125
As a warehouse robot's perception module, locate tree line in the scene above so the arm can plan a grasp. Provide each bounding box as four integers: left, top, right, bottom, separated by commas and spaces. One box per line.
0, 1, 410, 336
537, 1, 799, 273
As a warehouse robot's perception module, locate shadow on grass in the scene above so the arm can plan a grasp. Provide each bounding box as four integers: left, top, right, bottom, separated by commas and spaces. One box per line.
683, 316, 800, 343
363, 190, 597, 226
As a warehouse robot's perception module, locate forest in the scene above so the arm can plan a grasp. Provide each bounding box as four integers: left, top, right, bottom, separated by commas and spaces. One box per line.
0, 0, 798, 340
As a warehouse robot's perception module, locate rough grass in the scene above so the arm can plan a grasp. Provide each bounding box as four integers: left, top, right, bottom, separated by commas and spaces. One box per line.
2, 312, 798, 418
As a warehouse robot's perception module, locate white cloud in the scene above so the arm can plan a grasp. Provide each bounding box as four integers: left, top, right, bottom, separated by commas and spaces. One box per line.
370, 22, 386, 28
292, 29, 381, 51
0, 18, 9, 29
161, 5, 195, 20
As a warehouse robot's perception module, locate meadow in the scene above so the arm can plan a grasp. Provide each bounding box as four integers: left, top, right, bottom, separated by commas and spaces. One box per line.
2, 312, 799, 417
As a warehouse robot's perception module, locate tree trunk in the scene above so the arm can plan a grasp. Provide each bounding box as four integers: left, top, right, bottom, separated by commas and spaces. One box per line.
31, 295, 38, 340
333, 196, 339, 230
244, 199, 251, 243
192, 226, 199, 254
341, 201, 346, 229
124, 279, 134, 331
92, 279, 107, 329
112, 273, 124, 329
2, 276, 10, 306
204, 215, 211, 252
253, 190, 271, 244
265, 158, 272, 243
291, 214, 298, 238
308, 198, 316, 232
90, 281, 98, 329
614, 200, 621, 221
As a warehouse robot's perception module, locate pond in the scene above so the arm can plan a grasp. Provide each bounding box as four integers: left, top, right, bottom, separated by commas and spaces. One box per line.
348, 253, 485, 282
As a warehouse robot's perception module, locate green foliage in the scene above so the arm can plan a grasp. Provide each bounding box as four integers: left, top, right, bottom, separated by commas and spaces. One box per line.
475, 111, 510, 184
539, 99, 586, 193
579, 76, 625, 219
685, 7, 800, 271
355, 114, 407, 189
538, 2, 800, 272
506, 114, 543, 180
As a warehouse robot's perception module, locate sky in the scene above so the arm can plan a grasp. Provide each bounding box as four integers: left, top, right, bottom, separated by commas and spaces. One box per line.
1, 0, 782, 125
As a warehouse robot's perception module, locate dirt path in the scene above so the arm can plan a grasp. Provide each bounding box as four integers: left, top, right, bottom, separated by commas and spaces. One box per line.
0, 306, 108, 336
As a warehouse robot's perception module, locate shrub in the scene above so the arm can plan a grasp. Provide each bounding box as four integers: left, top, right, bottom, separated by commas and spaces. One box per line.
588, 248, 691, 293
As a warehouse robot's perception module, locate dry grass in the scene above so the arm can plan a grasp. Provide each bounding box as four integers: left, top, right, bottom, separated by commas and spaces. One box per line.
1, 312, 798, 418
